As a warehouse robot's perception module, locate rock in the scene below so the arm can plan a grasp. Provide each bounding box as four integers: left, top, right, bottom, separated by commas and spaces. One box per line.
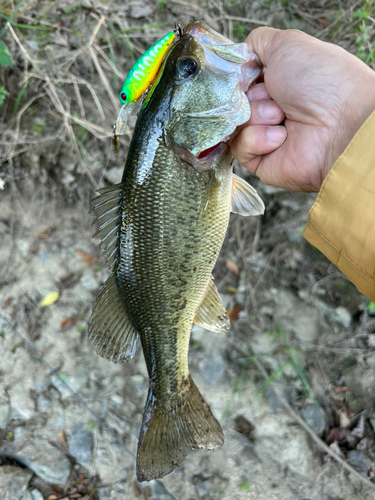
0, 465, 32, 500
36, 395, 50, 412
68, 422, 93, 466
0, 399, 11, 429
30, 490, 44, 500
300, 405, 326, 437
81, 271, 99, 292
104, 167, 123, 185
12, 439, 71, 486
200, 350, 226, 386
9, 381, 35, 420
333, 306, 352, 328
347, 450, 373, 473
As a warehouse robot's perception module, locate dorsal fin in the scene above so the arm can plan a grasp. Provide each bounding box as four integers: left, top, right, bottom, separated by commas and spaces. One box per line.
88, 273, 139, 363
89, 183, 122, 271
193, 277, 230, 334
231, 174, 265, 216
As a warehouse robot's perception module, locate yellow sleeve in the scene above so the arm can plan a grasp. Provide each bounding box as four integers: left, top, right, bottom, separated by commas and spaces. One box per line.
303, 110, 375, 301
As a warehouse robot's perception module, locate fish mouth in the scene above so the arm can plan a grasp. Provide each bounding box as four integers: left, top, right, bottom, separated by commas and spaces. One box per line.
197, 142, 223, 160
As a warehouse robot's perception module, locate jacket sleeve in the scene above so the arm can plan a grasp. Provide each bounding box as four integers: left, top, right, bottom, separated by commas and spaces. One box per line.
303, 110, 375, 301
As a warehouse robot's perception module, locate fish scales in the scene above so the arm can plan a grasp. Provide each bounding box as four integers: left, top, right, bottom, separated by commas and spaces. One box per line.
119, 139, 232, 397
89, 21, 264, 482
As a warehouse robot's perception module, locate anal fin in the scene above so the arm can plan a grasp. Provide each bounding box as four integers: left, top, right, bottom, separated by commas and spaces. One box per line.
193, 277, 230, 334
231, 173, 265, 216
88, 273, 139, 363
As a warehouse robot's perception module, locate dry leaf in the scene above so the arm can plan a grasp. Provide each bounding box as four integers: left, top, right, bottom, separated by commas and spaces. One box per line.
333, 385, 350, 393
59, 429, 68, 452
37, 226, 54, 238
226, 258, 239, 276
227, 306, 242, 322
76, 249, 97, 266
40, 291, 60, 307
61, 316, 79, 330
132, 483, 142, 497
1, 297, 13, 309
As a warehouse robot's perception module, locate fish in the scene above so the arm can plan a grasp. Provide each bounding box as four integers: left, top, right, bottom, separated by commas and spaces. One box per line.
89, 21, 263, 482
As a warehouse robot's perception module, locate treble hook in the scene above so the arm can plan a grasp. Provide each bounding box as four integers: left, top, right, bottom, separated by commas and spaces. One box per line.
173, 23, 182, 39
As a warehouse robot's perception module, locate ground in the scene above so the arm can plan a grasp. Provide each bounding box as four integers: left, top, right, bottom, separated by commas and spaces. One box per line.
1, 1, 375, 499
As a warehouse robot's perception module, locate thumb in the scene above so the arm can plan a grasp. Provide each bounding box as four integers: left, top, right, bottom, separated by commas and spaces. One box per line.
245, 27, 283, 67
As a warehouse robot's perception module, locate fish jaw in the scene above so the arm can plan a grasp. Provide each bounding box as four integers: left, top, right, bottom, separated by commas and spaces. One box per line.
165, 21, 260, 170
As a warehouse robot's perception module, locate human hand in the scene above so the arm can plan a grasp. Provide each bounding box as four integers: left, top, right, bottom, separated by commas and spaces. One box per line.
231, 28, 375, 192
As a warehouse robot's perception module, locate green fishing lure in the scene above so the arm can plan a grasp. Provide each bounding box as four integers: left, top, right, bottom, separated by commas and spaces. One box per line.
113, 26, 181, 154
119, 31, 176, 105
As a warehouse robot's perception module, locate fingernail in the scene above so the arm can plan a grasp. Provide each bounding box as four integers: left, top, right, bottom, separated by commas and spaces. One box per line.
247, 85, 269, 102
267, 126, 287, 144
259, 101, 281, 120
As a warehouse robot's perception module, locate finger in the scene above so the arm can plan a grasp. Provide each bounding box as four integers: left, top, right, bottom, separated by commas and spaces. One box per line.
249, 100, 285, 126
245, 27, 283, 67
230, 124, 287, 167
246, 82, 270, 102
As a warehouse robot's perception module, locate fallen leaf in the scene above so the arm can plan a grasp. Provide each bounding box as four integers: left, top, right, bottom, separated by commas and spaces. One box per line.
226, 258, 239, 276
333, 385, 350, 393
59, 429, 68, 452
37, 226, 54, 238
132, 483, 142, 497
226, 286, 237, 295
1, 297, 13, 309
61, 316, 79, 330
40, 291, 60, 307
227, 306, 242, 322
76, 249, 97, 266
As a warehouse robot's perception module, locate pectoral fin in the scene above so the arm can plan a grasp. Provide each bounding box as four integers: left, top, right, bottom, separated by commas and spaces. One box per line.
88, 273, 139, 363
231, 174, 265, 216
193, 278, 230, 333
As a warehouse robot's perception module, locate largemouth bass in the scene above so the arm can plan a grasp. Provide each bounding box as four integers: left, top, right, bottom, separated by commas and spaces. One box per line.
89, 21, 263, 482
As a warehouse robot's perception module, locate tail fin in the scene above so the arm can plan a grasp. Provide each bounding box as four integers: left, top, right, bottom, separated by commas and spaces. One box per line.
136, 375, 224, 482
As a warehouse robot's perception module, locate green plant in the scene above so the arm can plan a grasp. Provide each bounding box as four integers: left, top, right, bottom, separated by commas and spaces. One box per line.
0, 86, 9, 107
0, 41, 12, 66
353, 3, 375, 65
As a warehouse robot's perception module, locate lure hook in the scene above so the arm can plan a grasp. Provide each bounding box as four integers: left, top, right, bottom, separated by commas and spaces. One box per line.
173, 23, 182, 39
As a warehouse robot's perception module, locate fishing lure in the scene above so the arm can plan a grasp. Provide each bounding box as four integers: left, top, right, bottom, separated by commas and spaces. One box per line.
119, 30, 176, 105
113, 27, 181, 154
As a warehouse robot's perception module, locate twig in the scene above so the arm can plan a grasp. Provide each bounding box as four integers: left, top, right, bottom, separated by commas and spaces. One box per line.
254, 358, 375, 492
216, 14, 269, 26
87, 46, 118, 111
88, 14, 106, 46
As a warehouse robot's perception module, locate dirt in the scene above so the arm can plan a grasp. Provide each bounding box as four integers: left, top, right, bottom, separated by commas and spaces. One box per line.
1, 1, 375, 499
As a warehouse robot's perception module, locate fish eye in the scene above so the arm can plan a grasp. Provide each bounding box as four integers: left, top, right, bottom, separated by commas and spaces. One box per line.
177, 57, 198, 78
120, 92, 127, 102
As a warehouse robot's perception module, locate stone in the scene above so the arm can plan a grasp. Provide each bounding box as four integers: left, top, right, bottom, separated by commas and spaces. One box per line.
30, 490, 44, 500
0, 465, 32, 500
0, 400, 11, 429
300, 405, 326, 437
347, 450, 373, 473
12, 439, 71, 486
200, 350, 226, 386
68, 422, 93, 466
